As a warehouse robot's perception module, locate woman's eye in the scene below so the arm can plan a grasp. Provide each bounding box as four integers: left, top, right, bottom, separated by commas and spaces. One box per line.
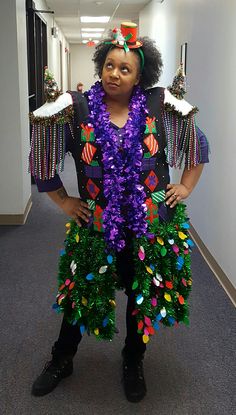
121, 67, 129, 72
106, 63, 113, 69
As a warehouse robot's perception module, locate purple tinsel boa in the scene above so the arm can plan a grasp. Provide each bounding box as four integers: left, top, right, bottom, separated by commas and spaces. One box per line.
87, 81, 148, 251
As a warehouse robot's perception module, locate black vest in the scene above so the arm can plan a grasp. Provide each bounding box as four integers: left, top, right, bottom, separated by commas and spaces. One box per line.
69, 87, 170, 231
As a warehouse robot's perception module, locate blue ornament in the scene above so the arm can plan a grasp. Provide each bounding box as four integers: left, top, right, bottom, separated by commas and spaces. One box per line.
52, 303, 59, 310
102, 317, 109, 327
150, 264, 155, 271
156, 313, 162, 321
168, 316, 176, 325
60, 249, 66, 256
182, 222, 190, 229
186, 238, 194, 247
136, 294, 144, 305
176, 256, 184, 270
80, 324, 86, 334
86, 273, 94, 281
107, 255, 113, 264
154, 321, 160, 330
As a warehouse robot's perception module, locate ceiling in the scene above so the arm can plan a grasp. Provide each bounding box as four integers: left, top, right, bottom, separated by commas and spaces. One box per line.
44, 0, 152, 43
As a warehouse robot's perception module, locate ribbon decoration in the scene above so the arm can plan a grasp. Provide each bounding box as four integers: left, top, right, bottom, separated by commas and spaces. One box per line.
105, 32, 133, 53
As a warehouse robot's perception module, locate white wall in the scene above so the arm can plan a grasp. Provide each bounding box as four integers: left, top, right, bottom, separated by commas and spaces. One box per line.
140, 0, 177, 87
34, 0, 69, 92
0, 0, 30, 215
140, 0, 236, 288
70, 44, 98, 91
0, 0, 70, 221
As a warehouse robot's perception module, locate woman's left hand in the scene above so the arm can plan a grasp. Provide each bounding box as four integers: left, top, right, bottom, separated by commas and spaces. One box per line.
165, 183, 191, 208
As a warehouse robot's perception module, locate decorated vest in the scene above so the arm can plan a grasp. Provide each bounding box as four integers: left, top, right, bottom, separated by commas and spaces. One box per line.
69, 87, 169, 232
29, 82, 200, 234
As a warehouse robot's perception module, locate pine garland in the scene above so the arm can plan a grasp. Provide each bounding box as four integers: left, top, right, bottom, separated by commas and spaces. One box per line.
53, 203, 194, 343
54, 223, 118, 340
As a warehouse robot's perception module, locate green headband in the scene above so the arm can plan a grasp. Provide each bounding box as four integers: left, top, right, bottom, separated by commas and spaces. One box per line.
138, 48, 145, 72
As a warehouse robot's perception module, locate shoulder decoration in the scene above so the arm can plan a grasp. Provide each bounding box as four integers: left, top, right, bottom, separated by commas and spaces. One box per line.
29, 69, 74, 180
163, 64, 201, 169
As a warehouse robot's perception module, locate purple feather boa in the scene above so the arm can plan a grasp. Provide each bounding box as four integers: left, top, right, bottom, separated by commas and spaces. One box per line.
87, 81, 148, 251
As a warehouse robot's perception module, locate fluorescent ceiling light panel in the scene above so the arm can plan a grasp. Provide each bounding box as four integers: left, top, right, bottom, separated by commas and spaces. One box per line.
81, 28, 105, 32
82, 32, 102, 38
80, 16, 110, 23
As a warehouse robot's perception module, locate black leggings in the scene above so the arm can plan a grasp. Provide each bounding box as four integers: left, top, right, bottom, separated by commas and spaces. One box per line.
54, 233, 146, 359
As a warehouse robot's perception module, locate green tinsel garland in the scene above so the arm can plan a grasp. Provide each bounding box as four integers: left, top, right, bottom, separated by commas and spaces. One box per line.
55, 224, 117, 340
132, 203, 192, 343
53, 203, 193, 343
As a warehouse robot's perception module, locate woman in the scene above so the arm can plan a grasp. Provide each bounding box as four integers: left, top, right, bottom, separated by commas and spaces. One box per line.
29, 22, 209, 402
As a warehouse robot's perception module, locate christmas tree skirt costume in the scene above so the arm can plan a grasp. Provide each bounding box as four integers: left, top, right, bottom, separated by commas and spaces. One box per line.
53, 202, 193, 344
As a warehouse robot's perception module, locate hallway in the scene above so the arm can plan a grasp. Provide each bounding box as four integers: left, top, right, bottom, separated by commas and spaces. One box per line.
0, 156, 235, 415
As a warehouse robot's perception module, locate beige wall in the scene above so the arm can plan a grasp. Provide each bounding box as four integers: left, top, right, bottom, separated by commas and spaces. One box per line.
70, 44, 98, 92
0, 0, 30, 216
140, 0, 236, 289
0, 0, 70, 221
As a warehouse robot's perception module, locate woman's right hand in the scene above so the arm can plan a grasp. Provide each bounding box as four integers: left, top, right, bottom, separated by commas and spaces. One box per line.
61, 196, 92, 227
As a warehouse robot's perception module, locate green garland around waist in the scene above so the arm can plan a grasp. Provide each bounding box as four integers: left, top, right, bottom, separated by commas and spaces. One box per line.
53, 203, 193, 343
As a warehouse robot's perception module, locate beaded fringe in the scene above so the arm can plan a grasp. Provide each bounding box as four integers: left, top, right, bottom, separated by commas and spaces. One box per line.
28, 105, 73, 180
163, 108, 201, 170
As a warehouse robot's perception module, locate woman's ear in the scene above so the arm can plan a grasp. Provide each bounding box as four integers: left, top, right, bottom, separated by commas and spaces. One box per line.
134, 73, 141, 86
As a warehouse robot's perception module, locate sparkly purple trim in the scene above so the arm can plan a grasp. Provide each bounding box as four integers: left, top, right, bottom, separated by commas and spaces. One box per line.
87, 81, 148, 251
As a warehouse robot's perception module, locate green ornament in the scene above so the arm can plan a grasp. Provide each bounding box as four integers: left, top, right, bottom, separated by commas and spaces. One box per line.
132, 280, 139, 290
161, 246, 167, 257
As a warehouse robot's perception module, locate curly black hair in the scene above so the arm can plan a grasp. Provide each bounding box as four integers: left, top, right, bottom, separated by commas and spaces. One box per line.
93, 36, 163, 90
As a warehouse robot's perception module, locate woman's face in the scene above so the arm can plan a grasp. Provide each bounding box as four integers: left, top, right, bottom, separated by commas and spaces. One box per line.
101, 47, 140, 100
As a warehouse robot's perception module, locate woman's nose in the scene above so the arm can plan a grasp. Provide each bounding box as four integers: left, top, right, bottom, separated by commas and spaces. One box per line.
110, 68, 119, 78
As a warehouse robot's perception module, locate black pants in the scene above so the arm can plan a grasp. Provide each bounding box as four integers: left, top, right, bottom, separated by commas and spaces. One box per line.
54, 232, 146, 360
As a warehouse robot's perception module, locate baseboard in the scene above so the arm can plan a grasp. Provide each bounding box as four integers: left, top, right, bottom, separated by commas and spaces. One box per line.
0, 196, 32, 225
190, 224, 236, 307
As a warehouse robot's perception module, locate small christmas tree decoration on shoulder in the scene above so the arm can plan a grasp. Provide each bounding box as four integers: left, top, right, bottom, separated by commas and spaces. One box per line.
168, 63, 187, 100
44, 66, 61, 102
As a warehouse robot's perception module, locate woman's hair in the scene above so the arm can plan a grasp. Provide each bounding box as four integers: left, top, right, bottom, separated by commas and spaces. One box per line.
93, 36, 163, 90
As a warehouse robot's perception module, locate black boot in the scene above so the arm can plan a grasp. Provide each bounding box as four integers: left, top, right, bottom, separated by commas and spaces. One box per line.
31, 348, 73, 397
122, 351, 147, 403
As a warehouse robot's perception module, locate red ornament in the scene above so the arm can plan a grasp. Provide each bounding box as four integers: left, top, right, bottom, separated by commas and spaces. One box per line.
138, 320, 144, 330
86, 40, 95, 47
165, 281, 173, 289
147, 326, 155, 335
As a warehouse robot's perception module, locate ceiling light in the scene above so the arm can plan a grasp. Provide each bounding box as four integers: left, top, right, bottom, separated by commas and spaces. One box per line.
81, 28, 105, 32
80, 16, 110, 23
82, 32, 102, 38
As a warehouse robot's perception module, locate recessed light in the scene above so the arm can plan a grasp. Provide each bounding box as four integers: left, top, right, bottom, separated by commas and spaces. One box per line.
80, 16, 110, 23
81, 32, 102, 38
81, 28, 105, 32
